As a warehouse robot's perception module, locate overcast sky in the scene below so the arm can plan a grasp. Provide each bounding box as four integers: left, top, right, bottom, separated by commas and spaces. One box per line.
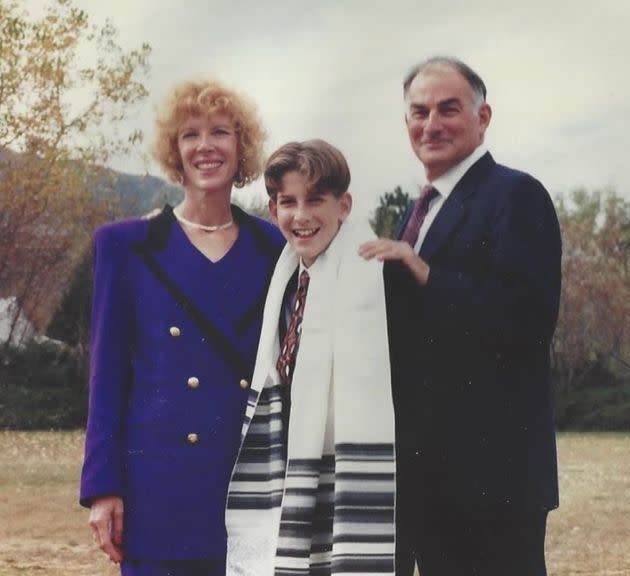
55, 0, 630, 217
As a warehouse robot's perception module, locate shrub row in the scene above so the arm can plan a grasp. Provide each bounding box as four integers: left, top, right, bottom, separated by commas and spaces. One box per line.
1, 340, 629, 430
0, 340, 88, 429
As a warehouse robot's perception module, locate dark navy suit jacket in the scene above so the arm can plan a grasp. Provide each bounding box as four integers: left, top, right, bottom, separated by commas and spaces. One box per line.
80, 205, 284, 560
385, 152, 562, 510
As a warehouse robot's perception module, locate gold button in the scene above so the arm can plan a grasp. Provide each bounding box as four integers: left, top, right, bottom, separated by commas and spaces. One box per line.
239, 379, 249, 389
187, 433, 198, 444
187, 376, 200, 389
169, 326, 181, 337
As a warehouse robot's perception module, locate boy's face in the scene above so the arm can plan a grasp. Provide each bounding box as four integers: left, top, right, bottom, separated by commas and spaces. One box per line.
269, 171, 352, 267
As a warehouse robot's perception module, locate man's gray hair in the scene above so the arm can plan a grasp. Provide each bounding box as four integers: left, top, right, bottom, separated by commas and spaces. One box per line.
403, 56, 487, 109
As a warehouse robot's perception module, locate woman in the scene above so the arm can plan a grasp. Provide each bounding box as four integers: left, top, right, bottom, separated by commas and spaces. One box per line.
80, 79, 284, 576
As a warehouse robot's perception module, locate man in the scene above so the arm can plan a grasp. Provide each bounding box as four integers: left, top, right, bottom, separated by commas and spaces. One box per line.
360, 56, 561, 576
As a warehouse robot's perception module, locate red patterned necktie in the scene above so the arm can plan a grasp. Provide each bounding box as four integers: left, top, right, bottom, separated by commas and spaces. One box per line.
277, 270, 310, 386
400, 185, 440, 247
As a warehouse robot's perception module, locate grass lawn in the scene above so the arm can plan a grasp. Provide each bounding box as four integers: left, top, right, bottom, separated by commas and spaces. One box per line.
547, 433, 630, 575
0, 430, 628, 575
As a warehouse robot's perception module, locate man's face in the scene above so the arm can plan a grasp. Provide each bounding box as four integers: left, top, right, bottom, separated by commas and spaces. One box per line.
269, 171, 352, 267
405, 66, 491, 181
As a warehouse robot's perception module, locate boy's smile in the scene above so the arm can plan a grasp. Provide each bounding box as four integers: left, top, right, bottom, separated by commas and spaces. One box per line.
270, 171, 352, 267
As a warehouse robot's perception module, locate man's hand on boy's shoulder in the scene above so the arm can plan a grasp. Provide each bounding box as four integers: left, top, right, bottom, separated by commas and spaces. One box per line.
358, 238, 430, 286
358, 238, 414, 264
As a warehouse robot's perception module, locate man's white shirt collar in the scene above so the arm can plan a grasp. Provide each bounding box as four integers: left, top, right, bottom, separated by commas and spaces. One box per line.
430, 144, 488, 198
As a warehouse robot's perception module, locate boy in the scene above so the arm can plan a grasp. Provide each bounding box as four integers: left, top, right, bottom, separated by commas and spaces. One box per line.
226, 140, 395, 576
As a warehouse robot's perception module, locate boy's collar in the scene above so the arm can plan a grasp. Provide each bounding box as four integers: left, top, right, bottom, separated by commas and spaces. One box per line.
299, 257, 319, 277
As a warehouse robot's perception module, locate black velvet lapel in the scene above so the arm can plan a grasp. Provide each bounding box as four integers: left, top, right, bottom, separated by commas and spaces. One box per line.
143, 204, 177, 251
232, 205, 284, 335
134, 243, 250, 373
131, 204, 281, 374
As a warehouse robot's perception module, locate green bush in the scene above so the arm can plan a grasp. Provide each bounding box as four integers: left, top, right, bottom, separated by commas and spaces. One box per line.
0, 340, 88, 429
556, 382, 630, 431
2, 339, 629, 431
554, 358, 630, 430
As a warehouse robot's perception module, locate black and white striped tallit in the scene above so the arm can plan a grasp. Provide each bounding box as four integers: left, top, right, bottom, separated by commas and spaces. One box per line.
226, 219, 395, 576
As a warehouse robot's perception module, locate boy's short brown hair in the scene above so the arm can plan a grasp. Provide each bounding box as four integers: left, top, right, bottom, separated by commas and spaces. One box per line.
264, 139, 351, 200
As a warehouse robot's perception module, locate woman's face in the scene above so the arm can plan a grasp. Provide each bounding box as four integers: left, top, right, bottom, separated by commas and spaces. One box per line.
177, 113, 239, 195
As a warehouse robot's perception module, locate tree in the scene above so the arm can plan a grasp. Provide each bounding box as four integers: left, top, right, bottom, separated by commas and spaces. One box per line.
552, 188, 630, 396
369, 186, 411, 238
0, 0, 151, 344
234, 191, 273, 222
46, 250, 92, 351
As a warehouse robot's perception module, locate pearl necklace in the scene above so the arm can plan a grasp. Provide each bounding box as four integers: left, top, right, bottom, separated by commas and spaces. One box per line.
173, 206, 234, 232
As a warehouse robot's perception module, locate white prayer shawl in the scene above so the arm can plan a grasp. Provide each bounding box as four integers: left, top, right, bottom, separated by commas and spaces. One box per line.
226, 218, 395, 576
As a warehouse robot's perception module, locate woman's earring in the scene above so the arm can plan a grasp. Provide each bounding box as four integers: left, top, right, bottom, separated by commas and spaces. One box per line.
235, 158, 246, 185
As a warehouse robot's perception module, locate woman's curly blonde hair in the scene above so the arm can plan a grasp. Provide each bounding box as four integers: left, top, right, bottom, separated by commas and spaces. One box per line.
152, 79, 266, 188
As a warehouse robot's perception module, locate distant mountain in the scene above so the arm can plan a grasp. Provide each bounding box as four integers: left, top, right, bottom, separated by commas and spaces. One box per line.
91, 168, 184, 217
0, 146, 183, 218
93, 167, 272, 221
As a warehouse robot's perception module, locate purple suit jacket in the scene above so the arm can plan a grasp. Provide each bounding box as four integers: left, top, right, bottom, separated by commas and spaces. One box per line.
80, 205, 284, 560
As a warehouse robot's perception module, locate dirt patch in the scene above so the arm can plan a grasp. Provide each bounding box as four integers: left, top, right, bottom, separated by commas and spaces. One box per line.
1, 430, 628, 575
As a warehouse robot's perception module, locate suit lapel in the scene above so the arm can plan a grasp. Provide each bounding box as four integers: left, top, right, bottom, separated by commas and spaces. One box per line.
233, 206, 284, 335
420, 152, 494, 262
419, 194, 466, 261
395, 205, 413, 240
279, 269, 299, 344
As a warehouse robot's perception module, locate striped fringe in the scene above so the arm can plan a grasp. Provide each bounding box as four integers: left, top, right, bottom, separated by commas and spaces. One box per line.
228, 384, 395, 575
274, 445, 395, 575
